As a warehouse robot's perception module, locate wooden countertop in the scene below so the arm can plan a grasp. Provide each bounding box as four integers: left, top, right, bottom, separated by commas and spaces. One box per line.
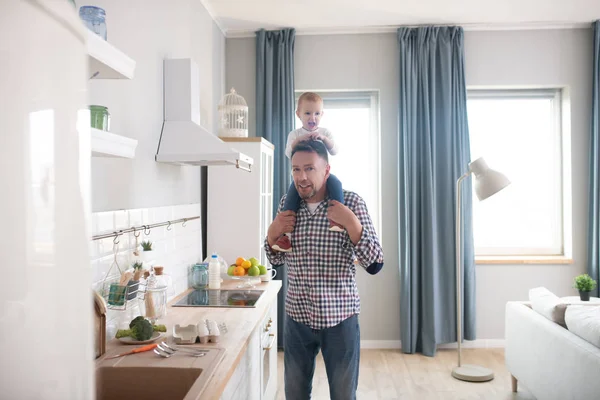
99, 280, 282, 400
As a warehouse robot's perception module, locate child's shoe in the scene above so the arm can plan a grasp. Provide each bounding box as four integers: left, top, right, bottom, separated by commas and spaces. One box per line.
329, 220, 344, 232
272, 233, 292, 252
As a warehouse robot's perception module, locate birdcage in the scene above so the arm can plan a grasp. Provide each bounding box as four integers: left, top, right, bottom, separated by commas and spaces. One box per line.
218, 88, 248, 138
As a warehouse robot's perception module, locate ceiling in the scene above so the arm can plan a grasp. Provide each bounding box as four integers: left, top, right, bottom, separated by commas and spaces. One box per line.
202, 0, 600, 37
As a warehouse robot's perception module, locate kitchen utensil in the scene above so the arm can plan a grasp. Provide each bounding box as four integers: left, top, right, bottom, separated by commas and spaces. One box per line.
153, 342, 208, 358
104, 343, 158, 359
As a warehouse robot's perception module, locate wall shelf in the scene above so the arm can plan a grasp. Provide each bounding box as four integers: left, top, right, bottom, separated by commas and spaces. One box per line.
87, 30, 136, 79
91, 128, 137, 159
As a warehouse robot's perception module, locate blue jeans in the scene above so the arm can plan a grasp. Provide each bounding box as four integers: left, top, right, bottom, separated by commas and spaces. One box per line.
284, 314, 360, 400
283, 173, 344, 211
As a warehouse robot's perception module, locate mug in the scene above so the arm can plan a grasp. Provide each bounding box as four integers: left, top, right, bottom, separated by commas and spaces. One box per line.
260, 268, 277, 282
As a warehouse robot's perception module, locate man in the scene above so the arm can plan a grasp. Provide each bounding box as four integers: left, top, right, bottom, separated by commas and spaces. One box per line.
264, 139, 384, 400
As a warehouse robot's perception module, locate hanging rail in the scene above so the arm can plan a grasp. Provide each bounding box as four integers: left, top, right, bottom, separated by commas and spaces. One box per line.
91, 216, 200, 241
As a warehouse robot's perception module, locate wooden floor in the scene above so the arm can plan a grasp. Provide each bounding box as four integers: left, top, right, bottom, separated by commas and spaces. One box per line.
275, 348, 535, 400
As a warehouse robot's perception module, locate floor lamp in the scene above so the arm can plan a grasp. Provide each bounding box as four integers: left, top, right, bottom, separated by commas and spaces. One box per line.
452, 157, 510, 382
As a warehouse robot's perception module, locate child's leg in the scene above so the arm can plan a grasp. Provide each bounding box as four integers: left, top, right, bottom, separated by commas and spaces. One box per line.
326, 173, 344, 204
272, 182, 299, 253
326, 174, 345, 232
282, 181, 301, 213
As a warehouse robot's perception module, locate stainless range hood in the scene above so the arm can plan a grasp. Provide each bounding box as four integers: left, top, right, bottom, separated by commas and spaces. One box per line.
155, 59, 252, 171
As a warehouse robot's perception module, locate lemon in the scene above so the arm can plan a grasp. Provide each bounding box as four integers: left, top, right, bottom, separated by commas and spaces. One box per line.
241, 260, 252, 269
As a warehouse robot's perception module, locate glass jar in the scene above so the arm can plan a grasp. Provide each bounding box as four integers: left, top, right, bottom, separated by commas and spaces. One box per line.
89, 105, 110, 131
79, 6, 107, 40
191, 263, 209, 289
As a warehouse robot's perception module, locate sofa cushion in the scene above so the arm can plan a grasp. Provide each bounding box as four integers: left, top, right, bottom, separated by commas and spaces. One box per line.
565, 305, 600, 348
529, 287, 568, 326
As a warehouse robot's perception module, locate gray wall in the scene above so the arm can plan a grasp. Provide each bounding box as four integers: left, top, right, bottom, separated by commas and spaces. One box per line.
88, 0, 225, 212
226, 28, 593, 342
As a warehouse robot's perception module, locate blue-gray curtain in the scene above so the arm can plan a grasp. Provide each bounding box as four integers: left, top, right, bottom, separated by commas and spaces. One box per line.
588, 20, 600, 297
397, 26, 475, 357
256, 28, 295, 349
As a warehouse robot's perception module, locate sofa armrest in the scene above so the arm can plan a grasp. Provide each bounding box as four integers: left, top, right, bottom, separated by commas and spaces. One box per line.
505, 301, 600, 400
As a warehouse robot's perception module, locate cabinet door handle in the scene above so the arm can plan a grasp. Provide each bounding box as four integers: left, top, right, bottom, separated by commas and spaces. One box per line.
263, 334, 276, 350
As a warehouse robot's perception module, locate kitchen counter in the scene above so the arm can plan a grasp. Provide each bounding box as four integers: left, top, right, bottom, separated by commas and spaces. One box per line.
98, 279, 282, 400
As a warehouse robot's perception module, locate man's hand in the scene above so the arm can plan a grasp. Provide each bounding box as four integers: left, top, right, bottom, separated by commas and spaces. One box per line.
328, 200, 363, 245
267, 210, 296, 247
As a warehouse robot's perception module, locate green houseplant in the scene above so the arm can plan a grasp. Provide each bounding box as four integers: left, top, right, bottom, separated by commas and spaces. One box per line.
573, 273, 597, 301
140, 240, 154, 266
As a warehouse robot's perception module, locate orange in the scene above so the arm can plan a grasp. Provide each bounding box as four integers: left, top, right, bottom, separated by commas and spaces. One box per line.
235, 257, 246, 267
241, 260, 252, 269
234, 266, 246, 276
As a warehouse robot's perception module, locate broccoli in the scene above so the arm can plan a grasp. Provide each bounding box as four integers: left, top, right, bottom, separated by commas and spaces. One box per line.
115, 323, 166, 339
131, 318, 153, 341
129, 316, 146, 329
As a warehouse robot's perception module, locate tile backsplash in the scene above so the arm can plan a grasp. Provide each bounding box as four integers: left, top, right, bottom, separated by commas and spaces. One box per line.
90, 203, 202, 336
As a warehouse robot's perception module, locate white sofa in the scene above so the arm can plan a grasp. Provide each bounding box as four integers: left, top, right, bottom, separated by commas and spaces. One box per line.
505, 301, 600, 400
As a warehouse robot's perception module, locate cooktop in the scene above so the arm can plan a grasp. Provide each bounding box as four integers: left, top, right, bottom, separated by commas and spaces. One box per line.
172, 289, 264, 308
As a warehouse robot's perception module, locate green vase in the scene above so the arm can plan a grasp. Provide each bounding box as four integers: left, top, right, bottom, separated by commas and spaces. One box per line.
89, 105, 110, 131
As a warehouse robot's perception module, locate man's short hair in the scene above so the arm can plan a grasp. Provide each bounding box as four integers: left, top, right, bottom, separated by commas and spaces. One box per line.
291, 139, 329, 163
297, 92, 323, 109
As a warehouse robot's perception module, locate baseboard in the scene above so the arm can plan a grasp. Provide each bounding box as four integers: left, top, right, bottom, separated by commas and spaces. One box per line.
437, 339, 506, 349
360, 340, 401, 349
360, 339, 505, 349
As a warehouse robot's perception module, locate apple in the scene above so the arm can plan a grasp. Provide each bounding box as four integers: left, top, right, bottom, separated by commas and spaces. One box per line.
249, 257, 260, 268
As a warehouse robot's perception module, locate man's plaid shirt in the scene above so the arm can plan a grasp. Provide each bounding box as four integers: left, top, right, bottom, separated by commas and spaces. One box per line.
265, 190, 384, 329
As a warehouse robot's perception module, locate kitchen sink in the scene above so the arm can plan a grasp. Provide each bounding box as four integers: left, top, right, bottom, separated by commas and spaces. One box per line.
96, 346, 225, 400
96, 366, 202, 400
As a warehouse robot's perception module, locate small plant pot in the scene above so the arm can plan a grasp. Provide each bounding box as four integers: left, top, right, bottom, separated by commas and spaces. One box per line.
127, 280, 140, 300
579, 291, 591, 301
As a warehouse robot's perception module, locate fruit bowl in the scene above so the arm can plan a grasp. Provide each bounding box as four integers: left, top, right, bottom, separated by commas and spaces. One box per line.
230, 275, 261, 288
226, 256, 266, 288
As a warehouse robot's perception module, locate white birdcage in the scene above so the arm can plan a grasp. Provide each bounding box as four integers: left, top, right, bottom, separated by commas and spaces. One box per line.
218, 87, 248, 138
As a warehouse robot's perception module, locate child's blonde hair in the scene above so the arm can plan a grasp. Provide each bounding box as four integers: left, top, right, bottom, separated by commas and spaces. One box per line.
297, 92, 323, 110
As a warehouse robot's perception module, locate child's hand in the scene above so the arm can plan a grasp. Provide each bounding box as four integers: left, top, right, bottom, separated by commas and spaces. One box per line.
308, 132, 322, 141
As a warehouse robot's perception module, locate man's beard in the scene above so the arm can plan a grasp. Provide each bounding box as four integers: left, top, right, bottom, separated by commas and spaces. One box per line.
296, 183, 316, 200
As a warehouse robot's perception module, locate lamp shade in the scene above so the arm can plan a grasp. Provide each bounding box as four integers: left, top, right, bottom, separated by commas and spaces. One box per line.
468, 157, 511, 201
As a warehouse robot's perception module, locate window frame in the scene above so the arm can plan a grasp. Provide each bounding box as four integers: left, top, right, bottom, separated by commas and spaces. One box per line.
466, 88, 570, 261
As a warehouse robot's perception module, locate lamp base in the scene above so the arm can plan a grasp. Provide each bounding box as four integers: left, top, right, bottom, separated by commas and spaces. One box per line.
451, 364, 494, 382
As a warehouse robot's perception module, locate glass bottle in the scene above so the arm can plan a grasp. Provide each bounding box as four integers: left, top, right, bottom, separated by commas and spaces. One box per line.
78, 6, 107, 40
191, 263, 209, 289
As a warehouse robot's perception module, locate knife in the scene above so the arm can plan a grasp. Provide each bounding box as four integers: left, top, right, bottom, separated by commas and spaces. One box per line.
105, 343, 158, 359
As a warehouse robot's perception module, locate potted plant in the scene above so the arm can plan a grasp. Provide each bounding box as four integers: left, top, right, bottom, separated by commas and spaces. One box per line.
140, 240, 154, 265
573, 273, 597, 301
127, 261, 144, 300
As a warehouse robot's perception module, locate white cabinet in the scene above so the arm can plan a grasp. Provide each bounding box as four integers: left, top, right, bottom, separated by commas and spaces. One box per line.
207, 138, 274, 266
220, 297, 279, 400
260, 301, 278, 400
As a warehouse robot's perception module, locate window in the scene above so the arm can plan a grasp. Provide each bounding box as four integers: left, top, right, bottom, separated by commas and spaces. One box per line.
294, 91, 381, 235
467, 89, 566, 257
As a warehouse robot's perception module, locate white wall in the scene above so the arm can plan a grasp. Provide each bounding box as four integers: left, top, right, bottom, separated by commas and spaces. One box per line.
226, 27, 593, 342
87, 0, 225, 212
